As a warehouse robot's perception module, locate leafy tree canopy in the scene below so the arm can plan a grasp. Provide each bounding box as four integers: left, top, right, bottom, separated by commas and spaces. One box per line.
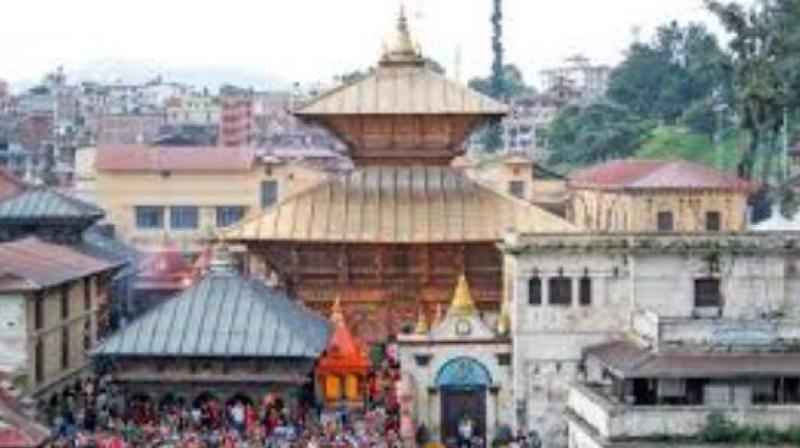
607, 21, 731, 124
547, 100, 651, 167
468, 64, 535, 100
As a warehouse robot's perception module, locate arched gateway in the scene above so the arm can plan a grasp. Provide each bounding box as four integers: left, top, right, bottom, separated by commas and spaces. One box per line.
397, 276, 514, 446
436, 357, 492, 444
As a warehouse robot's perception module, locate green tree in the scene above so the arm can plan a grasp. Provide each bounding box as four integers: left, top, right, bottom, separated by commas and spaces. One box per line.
707, 0, 800, 180
547, 101, 650, 167
607, 22, 731, 124
469, 64, 534, 99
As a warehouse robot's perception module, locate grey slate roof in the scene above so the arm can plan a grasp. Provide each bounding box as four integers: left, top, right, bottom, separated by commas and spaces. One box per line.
0, 186, 104, 221
97, 273, 331, 358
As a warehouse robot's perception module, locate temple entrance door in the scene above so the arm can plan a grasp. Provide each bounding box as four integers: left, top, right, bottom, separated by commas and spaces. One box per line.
440, 386, 486, 446
434, 357, 493, 447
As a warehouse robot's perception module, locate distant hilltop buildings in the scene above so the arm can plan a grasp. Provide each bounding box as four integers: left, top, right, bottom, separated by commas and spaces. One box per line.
0, 70, 341, 186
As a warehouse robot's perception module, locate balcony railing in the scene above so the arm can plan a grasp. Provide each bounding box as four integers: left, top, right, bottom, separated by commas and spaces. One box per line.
568, 383, 800, 441
631, 310, 800, 350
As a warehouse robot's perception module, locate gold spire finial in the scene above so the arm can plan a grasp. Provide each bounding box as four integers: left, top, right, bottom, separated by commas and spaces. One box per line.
449, 275, 477, 316
414, 308, 428, 335
330, 296, 345, 325
497, 296, 511, 335
380, 3, 423, 67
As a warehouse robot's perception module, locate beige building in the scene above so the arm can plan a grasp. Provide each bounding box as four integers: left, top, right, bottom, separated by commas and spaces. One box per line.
0, 237, 119, 396
94, 145, 328, 253
569, 160, 757, 233
459, 152, 569, 216
501, 232, 800, 447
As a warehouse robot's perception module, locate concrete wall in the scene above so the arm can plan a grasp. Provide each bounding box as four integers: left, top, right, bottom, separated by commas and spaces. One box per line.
506, 236, 800, 447
0, 293, 27, 373
568, 384, 800, 441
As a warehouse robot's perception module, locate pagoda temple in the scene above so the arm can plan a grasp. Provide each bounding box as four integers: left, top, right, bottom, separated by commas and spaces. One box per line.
226, 11, 578, 342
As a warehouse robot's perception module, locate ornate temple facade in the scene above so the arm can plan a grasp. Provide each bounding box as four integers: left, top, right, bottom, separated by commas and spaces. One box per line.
226, 12, 577, 343
397, 275, 513, 446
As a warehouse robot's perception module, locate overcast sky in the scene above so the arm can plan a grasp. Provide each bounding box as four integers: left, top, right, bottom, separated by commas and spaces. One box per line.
0, 0, 746, 89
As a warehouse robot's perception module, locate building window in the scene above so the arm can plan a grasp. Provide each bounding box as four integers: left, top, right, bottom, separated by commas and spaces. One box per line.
35, 340, 44, 384
34, 292, 44, 330
508, 181, 525, 199
135, 206, 164, 229
579, 276, 592, 306
261, 181, 279, 208
170, 206, 199, 230
657, 211, 674, 232
706, 211, 721, 232
694, 278, 722, 308
60, 284, 70, 319
216, 206, 246, 227
548, 277, 572, 306
61, 327, 70, 370
528, 276, 542, 305
83, 278, 91, 311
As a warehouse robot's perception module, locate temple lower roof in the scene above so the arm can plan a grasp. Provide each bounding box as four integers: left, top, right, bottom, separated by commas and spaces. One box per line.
97, 273, 331, 359
224, 166, 578, 243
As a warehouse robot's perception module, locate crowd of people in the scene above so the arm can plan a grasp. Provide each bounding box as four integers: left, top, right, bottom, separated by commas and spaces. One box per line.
43, 372, 407, 448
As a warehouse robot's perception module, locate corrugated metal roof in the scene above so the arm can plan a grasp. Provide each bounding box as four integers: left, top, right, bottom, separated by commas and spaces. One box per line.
0, 187, 104, 221
97, 274, 331, 358
0, 237, 120, 292
296, 66, 509, 116
224, 166, 578, 243
587, 340, 800, 379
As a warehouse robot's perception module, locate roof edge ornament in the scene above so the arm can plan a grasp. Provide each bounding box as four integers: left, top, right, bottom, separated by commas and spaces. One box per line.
380, 4, 425, 67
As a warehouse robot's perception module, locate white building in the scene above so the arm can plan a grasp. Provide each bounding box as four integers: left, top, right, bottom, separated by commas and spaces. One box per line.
501, 232, 800, 447
397, 276, 513, 446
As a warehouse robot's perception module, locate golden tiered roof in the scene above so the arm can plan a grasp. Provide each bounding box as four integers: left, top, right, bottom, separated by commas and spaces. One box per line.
224, 166, 578, 242
295, 11, 508, 117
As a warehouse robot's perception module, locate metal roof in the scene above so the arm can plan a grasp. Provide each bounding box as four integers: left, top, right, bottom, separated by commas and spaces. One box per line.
225, 166, 578, 243
587, 340, 800, 379
295, 66, 509, 116
97, 273, 331, 359
0, 186, 104, 221
0, 237, 121, 292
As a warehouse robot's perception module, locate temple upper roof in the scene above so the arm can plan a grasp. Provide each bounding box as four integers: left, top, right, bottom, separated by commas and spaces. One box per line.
295, 12, 509, 117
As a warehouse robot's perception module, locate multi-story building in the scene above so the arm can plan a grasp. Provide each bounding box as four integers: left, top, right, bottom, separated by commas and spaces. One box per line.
94, 145, 329, 253
501, 232, 800, 447
569, 160, 757, 233
219, 86, 254, 148
0, 237, 120, 396
165, 91, 220, 127
90, 111, 165, 145
541, 55, 611, 103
